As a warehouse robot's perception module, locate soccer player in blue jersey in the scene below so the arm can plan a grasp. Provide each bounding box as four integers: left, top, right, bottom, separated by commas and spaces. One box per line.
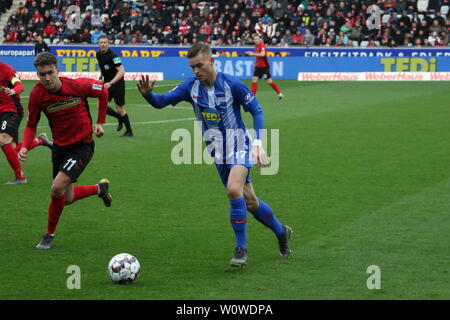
137, 42, 292, 267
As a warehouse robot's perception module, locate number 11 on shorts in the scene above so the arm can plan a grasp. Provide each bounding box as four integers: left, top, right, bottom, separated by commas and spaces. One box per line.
63, 158, 77, 171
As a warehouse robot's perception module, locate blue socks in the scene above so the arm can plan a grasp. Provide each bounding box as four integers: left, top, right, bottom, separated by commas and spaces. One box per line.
230, 197, 284, 248
229, 197, 248, 249
251, 198, 284, 237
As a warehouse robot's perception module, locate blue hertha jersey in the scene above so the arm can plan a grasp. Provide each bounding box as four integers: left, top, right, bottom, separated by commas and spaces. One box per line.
144, 72, 264, 164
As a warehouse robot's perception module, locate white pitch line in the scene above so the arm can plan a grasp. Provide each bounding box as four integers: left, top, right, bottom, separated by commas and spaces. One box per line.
129, 104, 192, 109
126, 83, 180, 90
105, 117, 197, 126
36, 117, 196, 129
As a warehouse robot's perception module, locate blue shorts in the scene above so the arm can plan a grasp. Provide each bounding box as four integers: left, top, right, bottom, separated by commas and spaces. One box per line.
215, 163, 253, 187
213, 142, 254, 186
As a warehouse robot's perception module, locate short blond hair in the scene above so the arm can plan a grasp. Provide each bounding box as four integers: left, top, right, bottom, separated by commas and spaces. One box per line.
187, 42, 212, 59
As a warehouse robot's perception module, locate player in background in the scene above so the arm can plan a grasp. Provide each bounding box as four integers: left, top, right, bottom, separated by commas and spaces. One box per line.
0, 61, 52, 184
137, 42, 292, 268
18, 52, 112, 250
96, 35, 134, 137
245, 34, 284, 100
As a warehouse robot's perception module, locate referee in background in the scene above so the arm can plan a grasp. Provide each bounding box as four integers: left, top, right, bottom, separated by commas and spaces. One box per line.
96, 35, 134, 137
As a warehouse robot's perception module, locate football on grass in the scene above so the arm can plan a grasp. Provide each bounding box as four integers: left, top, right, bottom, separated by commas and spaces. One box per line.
107, 253, 140, 284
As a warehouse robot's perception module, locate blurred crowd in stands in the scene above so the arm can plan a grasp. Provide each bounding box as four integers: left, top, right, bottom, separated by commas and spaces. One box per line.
1, 1, 14, 18
2, 0, 450, 47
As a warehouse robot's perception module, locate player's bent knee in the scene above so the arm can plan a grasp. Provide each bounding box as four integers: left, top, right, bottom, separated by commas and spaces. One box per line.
51, 183, 67, 196
0, 133, 13, 146
116, 106, 126, 115
227, 185, 243, 199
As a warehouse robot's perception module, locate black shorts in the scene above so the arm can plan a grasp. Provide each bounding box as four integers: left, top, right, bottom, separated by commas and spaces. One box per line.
52, 141, 95, 182
108, 84, 125, 106
0, 112, 22, 143
253, 66, 271, 79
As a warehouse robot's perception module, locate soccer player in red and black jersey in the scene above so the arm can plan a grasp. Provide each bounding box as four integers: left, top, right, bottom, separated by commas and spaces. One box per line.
0, 62, 52, 184
245, 34, 284, 100
18, 52, 112, 250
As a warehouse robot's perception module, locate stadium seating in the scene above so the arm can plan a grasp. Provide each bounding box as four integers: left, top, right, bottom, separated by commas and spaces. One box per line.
417, 0, 430, 12
1, 0, 450, 47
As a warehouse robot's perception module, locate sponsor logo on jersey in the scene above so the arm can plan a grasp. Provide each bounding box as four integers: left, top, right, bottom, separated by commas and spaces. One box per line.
214, 94, 227, 105
46, 98, 81, 113
201, 107, 221, 125
244, 92, 255, 105
92, 84, 102, 90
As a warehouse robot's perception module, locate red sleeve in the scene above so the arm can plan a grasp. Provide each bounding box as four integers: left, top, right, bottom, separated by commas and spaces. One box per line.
6, 65, 24, 94
96, 86, 108, 124
22, 126, 37, 150
22, 89, 41, 149
13, 81, 24, 95
78, 79, 108, 124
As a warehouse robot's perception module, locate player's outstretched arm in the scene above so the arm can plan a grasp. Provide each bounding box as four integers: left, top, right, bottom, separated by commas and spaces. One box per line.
137, 74, 155, 96
138, 75, 188, 109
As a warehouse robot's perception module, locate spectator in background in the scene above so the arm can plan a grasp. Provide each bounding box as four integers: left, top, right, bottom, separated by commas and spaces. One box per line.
122, 27, 133, 44
3, 0, 450, 47
164, 27, 178, 44
43, 21, 57, 39
282, 29, 292, 44
396, 0, 407, 13
429, 19, 443, 34
34, 35, 50, 55
273, 2, 286, 21
350, 21, 363, 44
91, 9, 103, 29
80, 27, 92, 43
384, 0, 397, 14
67, 29, 81, 43
291, 30, 303, 45
91, 26, 103, 44
340, 20, 352, 45
428, 31, 439, 46
264, 19, 277, 39
16, 2, 29, 22
368, 39, 378, 47
303, 28, 315, 46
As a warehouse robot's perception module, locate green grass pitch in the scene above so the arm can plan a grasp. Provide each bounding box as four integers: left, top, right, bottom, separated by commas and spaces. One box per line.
1, 80, 449, 300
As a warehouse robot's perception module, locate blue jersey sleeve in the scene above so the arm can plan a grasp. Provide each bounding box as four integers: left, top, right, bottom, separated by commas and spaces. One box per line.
231, 80, 265, 140
143, 81, 191, 109
231, 80, 261, 113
